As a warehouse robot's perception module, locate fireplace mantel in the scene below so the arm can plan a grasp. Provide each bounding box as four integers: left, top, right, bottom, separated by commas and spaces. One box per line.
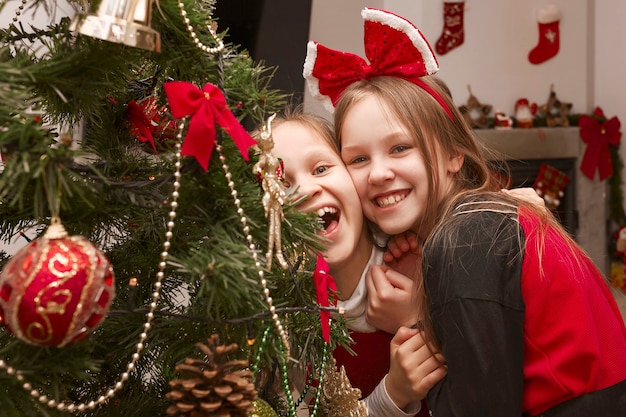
474, 127, 609, 275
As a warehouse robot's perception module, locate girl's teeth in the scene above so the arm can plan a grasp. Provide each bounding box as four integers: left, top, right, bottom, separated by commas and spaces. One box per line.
317, 207, 337, 216
377, 194, 405, 208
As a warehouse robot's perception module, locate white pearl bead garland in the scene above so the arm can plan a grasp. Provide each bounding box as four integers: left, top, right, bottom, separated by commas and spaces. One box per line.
11, 0, 27, 23
177, 1, 225, 55
217, 144, 290, 358
0, 118, 293, 409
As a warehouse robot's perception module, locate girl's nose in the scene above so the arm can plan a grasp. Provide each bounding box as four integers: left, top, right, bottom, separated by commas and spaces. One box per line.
291, 179, 322, 203
368, 158, 394, 185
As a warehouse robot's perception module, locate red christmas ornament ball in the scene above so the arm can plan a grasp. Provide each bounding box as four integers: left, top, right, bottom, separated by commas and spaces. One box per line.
0, 223, 115, 347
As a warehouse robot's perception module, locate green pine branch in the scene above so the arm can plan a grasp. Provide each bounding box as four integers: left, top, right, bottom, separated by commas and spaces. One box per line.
0, 1, 343, 416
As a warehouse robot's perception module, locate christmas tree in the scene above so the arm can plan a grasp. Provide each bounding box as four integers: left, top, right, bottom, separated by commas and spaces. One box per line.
0, 1, 349, 416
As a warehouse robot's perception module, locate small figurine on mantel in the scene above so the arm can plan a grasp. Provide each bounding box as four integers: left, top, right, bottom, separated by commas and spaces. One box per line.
494, 110, 513, 129
538, 84, 572, 127
514, 98, 537, 128
458, 85, 492, 129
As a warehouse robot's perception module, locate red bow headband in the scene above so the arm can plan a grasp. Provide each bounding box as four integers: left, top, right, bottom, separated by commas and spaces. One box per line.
303, 8, 453, 119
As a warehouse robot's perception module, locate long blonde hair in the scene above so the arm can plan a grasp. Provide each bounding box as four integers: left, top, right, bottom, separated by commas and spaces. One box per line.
335, 76, 502, 239
266, 106, 338, 154
333, 75, 587, 351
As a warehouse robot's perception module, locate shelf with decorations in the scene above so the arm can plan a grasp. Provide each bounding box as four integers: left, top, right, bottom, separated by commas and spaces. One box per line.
459, 81, 624, 295
473, 121, 624, 295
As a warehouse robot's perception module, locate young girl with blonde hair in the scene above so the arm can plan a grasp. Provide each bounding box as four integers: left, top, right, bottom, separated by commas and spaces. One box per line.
305, 8, 626, 417
266, 109, 444, 416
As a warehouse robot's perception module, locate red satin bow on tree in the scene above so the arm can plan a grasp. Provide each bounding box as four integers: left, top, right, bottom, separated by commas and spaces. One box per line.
303, 8, 453, 119
313, 252, 337, 343
579, 114, 622, 181
163, 82, 257, 171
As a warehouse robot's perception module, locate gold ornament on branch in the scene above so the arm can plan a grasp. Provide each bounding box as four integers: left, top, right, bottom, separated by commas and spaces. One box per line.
166, 334, 257, 416
323, 358, 368, 417
253, 113, 289, 270
70, 0, 161, 52
249, 398, 279, 417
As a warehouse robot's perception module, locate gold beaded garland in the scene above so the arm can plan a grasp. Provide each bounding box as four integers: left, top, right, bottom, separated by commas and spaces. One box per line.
176, 1, 225, 54
217, 144, 290, 357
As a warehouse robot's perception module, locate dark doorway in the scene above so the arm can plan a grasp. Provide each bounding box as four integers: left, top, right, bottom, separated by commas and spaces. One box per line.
214, 0, 312, 103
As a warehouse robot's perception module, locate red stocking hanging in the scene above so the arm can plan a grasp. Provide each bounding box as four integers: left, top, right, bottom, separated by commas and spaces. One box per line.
435, 0, 465, 55
533, 163, 570, 211
528, 5, 561, 65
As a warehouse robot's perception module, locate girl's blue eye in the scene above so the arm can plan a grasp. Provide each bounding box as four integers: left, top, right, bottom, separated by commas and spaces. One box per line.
314, 166, 328, 175
393, 145, 410, 153
349, 156, 368, 165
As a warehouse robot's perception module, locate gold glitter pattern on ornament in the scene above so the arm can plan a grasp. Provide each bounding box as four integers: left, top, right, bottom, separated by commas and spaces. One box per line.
323, 358, 368, 417
249, 398, 278, 417
252, 113, 288, 270
0, 218, 115, 347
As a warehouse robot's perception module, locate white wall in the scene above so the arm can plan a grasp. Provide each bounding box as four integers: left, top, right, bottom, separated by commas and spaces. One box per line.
0, 0, 75, 32
306, 0, 626, 219
306, 0, 590, 118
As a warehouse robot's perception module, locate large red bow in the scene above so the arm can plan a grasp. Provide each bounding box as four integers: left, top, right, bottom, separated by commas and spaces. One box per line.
313, 252, 337, 343
163, 82, 257, 171
579, 114, 621, 181
303, 8, 452, 119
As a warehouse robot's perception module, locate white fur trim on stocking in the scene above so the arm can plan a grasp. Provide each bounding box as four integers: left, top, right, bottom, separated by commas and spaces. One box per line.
537, 5, 560, 24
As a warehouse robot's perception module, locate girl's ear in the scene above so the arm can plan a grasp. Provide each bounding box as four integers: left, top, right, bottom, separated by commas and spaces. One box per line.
447, 152, 464, 174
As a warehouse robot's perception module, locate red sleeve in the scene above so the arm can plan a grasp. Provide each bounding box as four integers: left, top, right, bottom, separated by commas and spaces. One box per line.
519, 208, 626, 415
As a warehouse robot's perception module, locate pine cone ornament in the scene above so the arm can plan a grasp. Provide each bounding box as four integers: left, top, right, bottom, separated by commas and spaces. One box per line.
166, 334, 258, 416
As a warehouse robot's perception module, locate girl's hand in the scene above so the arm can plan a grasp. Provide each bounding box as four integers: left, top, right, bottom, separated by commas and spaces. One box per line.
368, 231, 422, 333
383, 231, 420, 266
366, 265, 418, 333
385, 327, 447, 410
501, 187, 545, 207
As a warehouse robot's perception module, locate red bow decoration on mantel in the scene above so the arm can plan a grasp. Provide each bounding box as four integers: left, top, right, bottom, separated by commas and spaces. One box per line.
578, 113, 622, 181
163, 81, 257, 171
313, 252, 337, 343
303, 8, 453, 119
